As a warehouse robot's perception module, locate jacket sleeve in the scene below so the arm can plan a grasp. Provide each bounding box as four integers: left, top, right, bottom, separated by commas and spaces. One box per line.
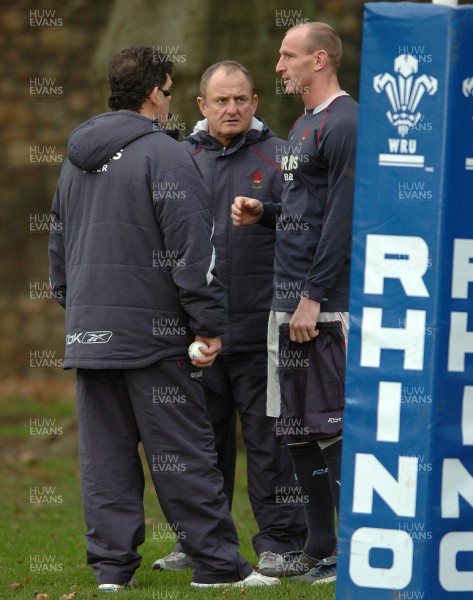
152, 155, 228, 338
303, 106, 358, 301
258, 145, 284, 228
259, 200, 282, 228
48, 183, 67, 309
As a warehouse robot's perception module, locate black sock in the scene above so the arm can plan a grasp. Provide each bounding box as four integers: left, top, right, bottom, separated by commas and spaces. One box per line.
288, 442, 336, 560
321, 439, 342, 517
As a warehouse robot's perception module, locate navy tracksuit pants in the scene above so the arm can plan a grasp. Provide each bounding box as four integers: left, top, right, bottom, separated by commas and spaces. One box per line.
76, 358, 253, 585
203, 351, 307, 554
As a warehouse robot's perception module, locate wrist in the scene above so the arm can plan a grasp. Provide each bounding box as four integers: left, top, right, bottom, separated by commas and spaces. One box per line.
255, 201, 264, 215
299, 296, 320, 308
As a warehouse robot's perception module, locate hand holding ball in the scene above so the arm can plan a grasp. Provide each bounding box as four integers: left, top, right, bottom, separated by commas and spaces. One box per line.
188, 341, 209, 360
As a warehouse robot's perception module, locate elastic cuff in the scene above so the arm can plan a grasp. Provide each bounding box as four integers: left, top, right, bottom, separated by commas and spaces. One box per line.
318, 434, 343, 450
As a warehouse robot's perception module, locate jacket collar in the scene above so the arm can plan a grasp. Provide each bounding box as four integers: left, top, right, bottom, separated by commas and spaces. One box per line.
191, 116, 264, 135
186, 116, 270, 153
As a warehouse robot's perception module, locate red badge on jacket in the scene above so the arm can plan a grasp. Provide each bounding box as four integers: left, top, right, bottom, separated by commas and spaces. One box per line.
251, 171, 263, 189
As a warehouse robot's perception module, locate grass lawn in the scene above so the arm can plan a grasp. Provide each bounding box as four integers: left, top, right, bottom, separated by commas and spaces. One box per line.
0, 377, 335, 600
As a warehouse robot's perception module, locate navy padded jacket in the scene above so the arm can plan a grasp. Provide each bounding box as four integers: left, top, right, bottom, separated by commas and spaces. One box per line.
49, 110, 228, 369
183, 118, 283, 353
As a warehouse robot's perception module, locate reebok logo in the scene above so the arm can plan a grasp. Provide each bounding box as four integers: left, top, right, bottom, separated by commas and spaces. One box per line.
66, 331, 113, 345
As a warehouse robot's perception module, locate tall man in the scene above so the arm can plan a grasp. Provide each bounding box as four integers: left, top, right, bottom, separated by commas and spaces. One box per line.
153, 61, 308, 576
49, 46, 279, 590
232, 23, 359, 584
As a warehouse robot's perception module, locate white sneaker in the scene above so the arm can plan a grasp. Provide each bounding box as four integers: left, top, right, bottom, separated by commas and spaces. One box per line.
152, 551, 194, 571
237, 571, 281, 587
190, 570, 280, 588
98, 578, 138, 592
257, 550, 303, 576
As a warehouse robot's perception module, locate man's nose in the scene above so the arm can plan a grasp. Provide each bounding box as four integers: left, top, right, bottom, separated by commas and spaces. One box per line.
276, 58, 284, 73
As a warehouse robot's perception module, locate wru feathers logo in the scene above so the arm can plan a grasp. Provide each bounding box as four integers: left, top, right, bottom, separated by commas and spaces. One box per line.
463, 77, 473, 97
374, 54, 438, 137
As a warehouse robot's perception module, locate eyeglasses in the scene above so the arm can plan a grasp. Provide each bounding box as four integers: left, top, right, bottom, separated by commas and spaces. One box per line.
159, 88, 172, 97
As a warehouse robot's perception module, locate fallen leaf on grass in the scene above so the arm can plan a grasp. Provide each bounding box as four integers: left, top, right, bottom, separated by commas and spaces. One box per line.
35, 594, 49, 600
59, 593, 77, 599
20, 451, 38, 464
25, 577, 32, 584
9, 582, 21, 590
222, 589, 230, 596
240, 589, 246, 597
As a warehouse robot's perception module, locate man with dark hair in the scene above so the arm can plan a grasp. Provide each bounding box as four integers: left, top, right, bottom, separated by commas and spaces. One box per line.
49, 46, 279, 591
107, 46, 173, 112
152, 60, 307, 576
232, 22, 359, 585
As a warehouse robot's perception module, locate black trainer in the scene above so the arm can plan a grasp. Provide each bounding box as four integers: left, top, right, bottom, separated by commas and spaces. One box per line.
293, 555, 337, 584
282, 551, 319, 577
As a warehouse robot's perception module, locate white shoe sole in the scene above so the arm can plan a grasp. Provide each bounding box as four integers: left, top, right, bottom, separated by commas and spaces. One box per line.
312, 575, 336, 585
191, 576, 280, 588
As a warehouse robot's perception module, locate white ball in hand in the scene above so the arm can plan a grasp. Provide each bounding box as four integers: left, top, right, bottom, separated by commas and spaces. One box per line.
188, 341, 209, 360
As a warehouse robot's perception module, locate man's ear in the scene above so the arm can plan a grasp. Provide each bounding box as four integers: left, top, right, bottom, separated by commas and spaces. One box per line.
197, 96, 207, 117
314, 49, 328, 72
252, 94, 259, 115
149, 86, 160, 106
